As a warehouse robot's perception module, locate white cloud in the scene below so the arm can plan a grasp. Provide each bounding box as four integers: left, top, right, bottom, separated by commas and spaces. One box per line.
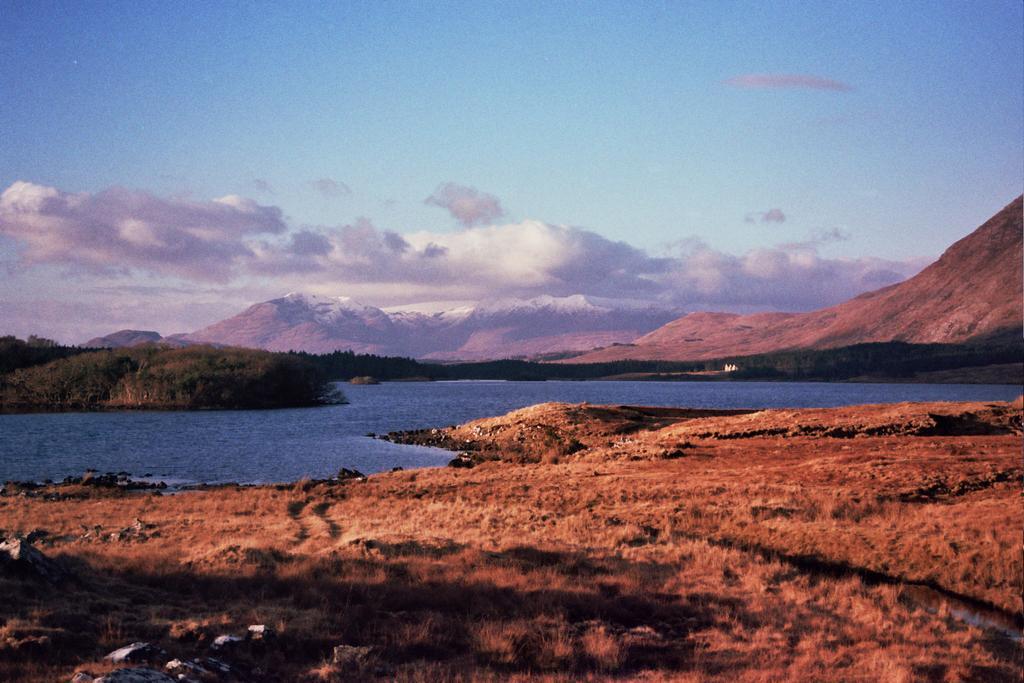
0, 181, 923, 339
249, 218, 915, 310
664, 238, 913, 310
0, 181, 286, 281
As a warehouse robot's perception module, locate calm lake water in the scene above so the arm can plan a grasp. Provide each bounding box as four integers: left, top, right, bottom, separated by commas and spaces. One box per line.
0, 381, 1020, 485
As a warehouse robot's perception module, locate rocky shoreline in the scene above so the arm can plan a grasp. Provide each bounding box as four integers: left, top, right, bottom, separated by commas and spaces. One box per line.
379, 399, 1022, 465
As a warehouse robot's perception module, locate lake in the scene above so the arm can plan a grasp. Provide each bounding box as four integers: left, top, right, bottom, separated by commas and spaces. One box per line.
1, 380, 1019, 485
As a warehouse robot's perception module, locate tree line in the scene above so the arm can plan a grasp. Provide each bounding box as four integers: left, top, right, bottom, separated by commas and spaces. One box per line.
0, 341, 332, 411
1, 333, 1018, 412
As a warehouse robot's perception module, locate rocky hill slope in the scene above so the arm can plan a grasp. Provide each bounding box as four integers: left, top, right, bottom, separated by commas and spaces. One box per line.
570, 197, 1023, 362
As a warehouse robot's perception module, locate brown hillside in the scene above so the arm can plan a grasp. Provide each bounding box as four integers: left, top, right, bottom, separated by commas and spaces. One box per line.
571, 197, 1023, 362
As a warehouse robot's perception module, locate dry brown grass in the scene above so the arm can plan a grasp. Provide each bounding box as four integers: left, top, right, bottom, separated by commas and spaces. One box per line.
0, 401, 1021, 681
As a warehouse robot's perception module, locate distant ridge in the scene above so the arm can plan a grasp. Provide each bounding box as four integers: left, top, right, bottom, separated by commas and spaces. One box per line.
90, 294, 682, 359
85, 330, 168, 348
569, 196, 1023, 362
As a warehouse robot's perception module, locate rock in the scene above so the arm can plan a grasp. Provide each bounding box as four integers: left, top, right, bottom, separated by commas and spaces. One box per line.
246, 624, 274, 641
447, 455, 475, 469
71, 472, 166, 491
70, 673, 95, 683
24, 528, 49, 543
163, 658, 187, 671
165, 656, 237, 678
111, 518, 156, 543
0, 537, 68, 583
203, 657, 235, 675
94, 669, 175, 683
337, 468, 367, 481
331, 644, 373, 668
106, 641, 164, 664
164, 658, 210, 679
211, 634, 244, 650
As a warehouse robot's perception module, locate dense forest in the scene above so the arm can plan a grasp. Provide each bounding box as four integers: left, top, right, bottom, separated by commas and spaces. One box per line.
0, 341, 333, 411
0, 334, 1019, 412
0, 335, 93, 375
294, 349, 432, 381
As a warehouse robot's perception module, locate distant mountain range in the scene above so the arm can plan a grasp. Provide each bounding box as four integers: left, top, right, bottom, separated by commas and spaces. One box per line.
87, 197, 1022, 363
568, 196, 1023, 362
86, 294, 684, 360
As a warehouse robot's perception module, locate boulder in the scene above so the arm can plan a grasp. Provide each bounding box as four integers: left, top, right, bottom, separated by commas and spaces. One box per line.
163, 658, 190, 673
447, 455, 475, 469
337, 467, 367, 481
94, 669, 175, 683
0, 537, 68, 583
111, 518, 156, 543
210, 634, 243, 650
246, 623, 274, 641
202, 657, 235, 675
24, 528, 49, 543
106, 642, 164, 664
165, 656, 236, 678
70, 673, 94, 683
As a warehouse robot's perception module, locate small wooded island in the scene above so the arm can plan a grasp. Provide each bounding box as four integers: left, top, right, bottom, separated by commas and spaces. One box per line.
0, 337, 338, 412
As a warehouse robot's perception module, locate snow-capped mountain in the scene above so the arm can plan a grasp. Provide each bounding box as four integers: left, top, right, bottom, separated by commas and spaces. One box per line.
108, 293, 681, 360
418, 294, 686, 360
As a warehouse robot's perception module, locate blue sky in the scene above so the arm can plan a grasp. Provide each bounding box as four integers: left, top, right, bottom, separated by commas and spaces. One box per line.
1, 1, 1021, 341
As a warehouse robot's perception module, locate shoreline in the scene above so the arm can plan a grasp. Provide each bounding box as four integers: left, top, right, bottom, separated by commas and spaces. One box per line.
2, 375, 1022, 416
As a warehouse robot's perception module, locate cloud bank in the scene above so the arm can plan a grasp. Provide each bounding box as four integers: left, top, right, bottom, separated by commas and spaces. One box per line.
0, 181, 921, 336
425, 182, 505, 227
0, 181, 285, 281
248, 217, 913, 310
725, 73, 852, 91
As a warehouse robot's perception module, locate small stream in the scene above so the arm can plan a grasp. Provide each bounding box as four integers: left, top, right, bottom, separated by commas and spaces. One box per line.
901, 584, 1023, 641
671, 530, 1024, 643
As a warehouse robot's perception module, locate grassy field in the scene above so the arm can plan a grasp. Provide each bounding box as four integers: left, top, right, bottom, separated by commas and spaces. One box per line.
1, 400, 1020, 681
